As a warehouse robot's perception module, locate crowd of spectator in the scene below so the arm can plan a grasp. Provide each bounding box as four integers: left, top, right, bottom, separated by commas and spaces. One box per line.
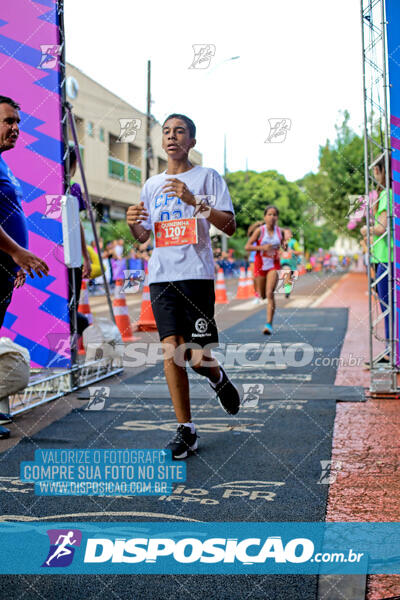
88, 237, 152, 293
86, 236, 358, 295
212, 248, 249, 278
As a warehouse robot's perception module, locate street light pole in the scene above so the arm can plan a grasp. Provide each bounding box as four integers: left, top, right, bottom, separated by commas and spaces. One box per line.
213, 56, 239, 254
146, 59, 152, 181
222, 133, 228, 252
207, 55, 240, 77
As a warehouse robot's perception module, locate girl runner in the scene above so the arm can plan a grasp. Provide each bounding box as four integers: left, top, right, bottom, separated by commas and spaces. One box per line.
247, 220, 264, 302
245, 205, 285, 334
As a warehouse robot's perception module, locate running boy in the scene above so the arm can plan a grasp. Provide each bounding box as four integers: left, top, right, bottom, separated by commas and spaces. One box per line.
127, 114, 240, 459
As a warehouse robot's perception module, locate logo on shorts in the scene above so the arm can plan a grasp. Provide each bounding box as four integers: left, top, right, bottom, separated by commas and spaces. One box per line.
195, 318, 208, 334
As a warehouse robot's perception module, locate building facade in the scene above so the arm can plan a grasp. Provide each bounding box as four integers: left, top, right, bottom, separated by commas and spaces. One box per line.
65, 63, 202, 225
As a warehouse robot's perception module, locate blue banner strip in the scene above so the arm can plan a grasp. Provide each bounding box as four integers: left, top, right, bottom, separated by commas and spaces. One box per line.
0, 522, 399, 574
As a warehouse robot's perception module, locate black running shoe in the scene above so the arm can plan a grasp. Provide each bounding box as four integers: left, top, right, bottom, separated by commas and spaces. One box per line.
210, 365, 240, 415
0, 426, 10, 440
165, 425, 198, 460
0, 412, 12, 424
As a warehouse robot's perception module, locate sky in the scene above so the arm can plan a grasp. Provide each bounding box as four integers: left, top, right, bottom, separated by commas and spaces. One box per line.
64, 0, 364, 182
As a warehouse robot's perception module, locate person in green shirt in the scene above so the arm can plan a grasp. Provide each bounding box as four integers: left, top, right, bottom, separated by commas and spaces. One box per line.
280, 228, 302, 298
361, 155, 393, 364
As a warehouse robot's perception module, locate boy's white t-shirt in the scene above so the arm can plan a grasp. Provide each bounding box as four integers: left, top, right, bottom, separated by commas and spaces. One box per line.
140, 165, 234, 284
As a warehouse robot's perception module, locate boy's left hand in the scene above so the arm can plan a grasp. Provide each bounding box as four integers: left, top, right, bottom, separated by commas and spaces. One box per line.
163, 178, 195, 207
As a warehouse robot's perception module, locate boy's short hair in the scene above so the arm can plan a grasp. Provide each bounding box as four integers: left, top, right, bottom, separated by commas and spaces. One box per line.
0, 95, 20, 110
163, 113, 196, 139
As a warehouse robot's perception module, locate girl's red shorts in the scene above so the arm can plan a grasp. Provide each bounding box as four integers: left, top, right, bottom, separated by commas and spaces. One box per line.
254, 254, 280, 277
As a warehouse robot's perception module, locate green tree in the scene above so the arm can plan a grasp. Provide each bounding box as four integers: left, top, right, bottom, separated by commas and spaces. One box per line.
226, 169, 307, 239
302, 221, 337, 254
100, 220, 132, 253
224, 169, 337, 256
298, 110, 365, 239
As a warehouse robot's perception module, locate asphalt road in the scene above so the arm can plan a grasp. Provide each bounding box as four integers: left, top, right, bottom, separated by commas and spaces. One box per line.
0, 271, 351, 600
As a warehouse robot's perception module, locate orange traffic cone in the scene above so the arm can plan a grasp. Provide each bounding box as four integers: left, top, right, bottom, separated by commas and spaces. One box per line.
235, 267, 248, 300
215, 268, 228, 304
78, 336, 85, 355
135, 269, 158, 331
113, 279, 136, 341
78, 280, 93, 324
246, 268, 255, 297
298, 264, 306, 276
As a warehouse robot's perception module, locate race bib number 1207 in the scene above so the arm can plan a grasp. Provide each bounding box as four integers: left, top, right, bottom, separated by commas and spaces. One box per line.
154, 218, 198, 247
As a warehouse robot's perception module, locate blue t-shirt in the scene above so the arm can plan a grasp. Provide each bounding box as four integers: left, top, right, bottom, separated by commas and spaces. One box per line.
0, 154, 28, 274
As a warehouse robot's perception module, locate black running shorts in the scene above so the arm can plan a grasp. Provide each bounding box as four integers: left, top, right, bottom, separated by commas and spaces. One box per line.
149, 279, 219, 347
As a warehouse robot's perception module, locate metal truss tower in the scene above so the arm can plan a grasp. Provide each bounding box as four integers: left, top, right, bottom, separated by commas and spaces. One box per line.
361, 0, 397, 394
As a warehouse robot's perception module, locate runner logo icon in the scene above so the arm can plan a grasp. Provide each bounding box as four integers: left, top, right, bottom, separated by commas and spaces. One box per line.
86, 386, 110, 411
195, 318, 208, 334
193, 195, 216, 218
44, 195, 64, 220
317, 460, 342, 485
265, 118, 291, 143
188, 44, 216, 69
42, 529, 82, 567
122, 269, 145, 293
242, 383, 264, 407
38, 45, 61, 70
117, 118, 142, 143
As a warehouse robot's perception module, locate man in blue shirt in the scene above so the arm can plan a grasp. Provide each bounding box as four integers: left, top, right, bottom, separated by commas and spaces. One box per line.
0, 96, 49, 438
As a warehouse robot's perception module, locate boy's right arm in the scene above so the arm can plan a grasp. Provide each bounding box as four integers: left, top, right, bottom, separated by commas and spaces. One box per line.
126, 202, 150, 243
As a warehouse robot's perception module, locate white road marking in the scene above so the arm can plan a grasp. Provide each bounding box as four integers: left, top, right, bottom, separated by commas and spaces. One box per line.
230, 299, 267, 311
285, 296, 313, 308
0, 511, 201, 522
